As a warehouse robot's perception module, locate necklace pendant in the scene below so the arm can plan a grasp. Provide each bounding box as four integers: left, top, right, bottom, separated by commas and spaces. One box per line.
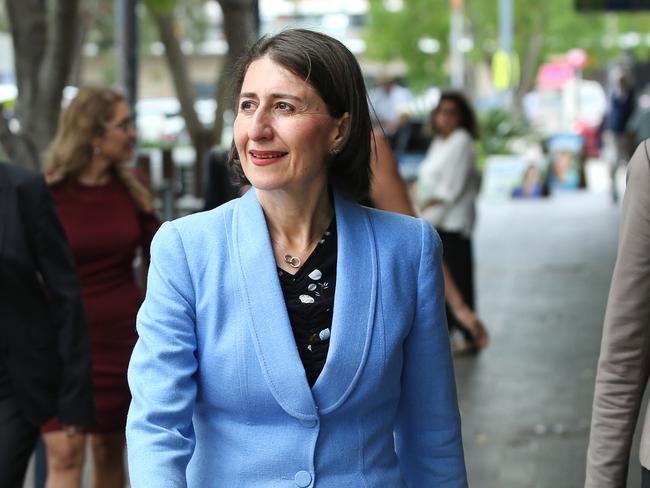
284, 254, 301, 268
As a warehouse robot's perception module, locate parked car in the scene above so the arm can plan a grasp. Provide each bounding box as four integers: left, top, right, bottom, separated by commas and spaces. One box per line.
136, 97, 218, 146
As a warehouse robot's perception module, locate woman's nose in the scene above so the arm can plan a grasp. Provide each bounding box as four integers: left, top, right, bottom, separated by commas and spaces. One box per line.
248, 109, 272, 140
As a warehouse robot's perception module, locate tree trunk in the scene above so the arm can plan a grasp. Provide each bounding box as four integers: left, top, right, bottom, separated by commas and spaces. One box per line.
148, 6, 218, 197
514, 12, 545, 119
151, 11, 206, 147
36, 0, 81, 150
3, 0, 81, 169
0, 106, 39, 169
213, 0, 257, 145
69, 7, 93, 87
4, 0, 47, 168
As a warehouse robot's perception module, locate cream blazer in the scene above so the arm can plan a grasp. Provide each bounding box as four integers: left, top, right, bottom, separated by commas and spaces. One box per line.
586, 139, 650, 487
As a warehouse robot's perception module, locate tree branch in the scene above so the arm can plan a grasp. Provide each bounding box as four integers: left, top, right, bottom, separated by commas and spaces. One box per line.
151, 11, 204, 142
213, 0, 256, 143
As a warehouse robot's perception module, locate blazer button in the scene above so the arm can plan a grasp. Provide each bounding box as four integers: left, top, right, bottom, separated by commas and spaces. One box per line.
294, 470, 312, 487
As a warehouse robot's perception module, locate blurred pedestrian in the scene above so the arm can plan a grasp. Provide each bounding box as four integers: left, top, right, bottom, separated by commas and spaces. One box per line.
607, 68, 636, 202
627, 87, 650, 146
42, 87, 160, 488
369, 72, 414, 152
0, 162, 94, 488
413, 91, 481, 354
127, 29, 467, 487
585, 139, 650, 487
371, 131, 488, 350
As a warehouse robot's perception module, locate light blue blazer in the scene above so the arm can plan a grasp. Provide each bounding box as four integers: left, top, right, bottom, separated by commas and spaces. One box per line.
126, 189, 467, 487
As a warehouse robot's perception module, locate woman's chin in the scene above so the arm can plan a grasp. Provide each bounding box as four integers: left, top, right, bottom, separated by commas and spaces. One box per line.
246, 176, 287, 193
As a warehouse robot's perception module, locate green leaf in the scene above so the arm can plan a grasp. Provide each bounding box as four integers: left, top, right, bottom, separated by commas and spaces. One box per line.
143, 0, 178, 15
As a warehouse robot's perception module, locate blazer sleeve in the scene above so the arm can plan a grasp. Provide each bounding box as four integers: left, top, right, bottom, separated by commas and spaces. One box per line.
19, 173, 94, 425
586, 141, 650, 487
126, 221, 198, 487
394, 220, 468, 487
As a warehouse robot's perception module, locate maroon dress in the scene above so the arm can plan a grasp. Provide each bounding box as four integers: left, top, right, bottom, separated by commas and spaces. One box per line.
43, 177, 160, 434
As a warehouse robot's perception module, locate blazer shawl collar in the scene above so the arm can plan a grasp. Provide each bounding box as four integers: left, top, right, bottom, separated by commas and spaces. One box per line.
232, 189, 377, 419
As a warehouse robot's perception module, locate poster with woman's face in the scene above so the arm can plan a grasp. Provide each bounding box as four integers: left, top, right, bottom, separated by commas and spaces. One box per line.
547, 134, 583, 191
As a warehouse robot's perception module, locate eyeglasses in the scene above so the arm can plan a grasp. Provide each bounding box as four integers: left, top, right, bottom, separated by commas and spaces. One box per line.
106, 116, 136, 133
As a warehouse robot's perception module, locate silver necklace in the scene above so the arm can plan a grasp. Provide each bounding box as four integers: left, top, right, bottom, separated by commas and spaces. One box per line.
271, 222, 329, 269
283, 253, 303, 269
272, 235, 321, 269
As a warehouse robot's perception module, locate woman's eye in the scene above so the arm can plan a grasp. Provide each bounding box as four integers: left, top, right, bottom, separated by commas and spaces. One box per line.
275, 102, 294, 113
239, 100, 256, 112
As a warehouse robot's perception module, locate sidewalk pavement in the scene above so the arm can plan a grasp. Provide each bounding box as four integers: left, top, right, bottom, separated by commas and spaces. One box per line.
457, 189, 627, 487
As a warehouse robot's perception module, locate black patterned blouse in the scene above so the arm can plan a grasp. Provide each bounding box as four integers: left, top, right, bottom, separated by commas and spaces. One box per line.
277, 217, 337, 387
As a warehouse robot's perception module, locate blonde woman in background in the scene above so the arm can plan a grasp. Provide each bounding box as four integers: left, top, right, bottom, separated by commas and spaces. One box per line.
42, 87, 160, 488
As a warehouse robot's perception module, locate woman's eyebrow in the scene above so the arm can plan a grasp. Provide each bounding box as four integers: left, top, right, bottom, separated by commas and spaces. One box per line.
269, 93, 304, 102
239, 92, 304, 103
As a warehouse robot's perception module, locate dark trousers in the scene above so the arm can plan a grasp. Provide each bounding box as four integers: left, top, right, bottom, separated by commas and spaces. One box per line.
643, 466, 650, 488
438, 230, 475, 341
0, 395, 39, 488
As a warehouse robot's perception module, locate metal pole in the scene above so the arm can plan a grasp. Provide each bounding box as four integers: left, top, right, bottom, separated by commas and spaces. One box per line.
498, 0, 513, 105
449, 0, 464, 89
254, 0, 260, 37
115, 0, 138, 115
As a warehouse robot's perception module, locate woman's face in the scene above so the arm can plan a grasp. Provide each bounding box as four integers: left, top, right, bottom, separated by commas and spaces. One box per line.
94, 100, 136, 164
234, 55, 348, 196
434, 99, 461, 137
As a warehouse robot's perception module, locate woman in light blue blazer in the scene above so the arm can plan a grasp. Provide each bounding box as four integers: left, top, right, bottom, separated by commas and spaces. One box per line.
126, 29, 467, 487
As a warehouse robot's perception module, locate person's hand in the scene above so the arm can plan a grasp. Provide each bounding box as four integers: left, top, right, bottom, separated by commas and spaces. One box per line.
62, 425, 83, 438
453, 305, 489, 349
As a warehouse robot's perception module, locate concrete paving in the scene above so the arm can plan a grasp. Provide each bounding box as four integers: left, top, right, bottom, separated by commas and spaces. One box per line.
456, 189, 632, 488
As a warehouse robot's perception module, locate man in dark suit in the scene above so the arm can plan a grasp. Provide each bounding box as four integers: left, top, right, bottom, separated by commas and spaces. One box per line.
0, 162, 94, 487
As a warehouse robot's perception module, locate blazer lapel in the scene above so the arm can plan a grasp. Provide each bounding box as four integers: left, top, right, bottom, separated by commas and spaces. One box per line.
232, 189, 318, 420
312, 192, 377, 414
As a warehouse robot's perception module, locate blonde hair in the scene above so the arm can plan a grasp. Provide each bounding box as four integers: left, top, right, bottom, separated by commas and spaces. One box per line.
45, 86, 154, 213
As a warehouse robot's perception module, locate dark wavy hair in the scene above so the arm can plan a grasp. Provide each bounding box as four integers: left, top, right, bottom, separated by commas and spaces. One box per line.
226, 29, 372, 201
431, 91, 479, 140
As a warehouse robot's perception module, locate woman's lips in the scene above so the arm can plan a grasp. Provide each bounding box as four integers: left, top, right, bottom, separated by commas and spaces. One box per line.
249, 150, 288, 166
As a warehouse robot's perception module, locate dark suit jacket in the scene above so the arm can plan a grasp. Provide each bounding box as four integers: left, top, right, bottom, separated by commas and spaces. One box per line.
0, 162, 94, 427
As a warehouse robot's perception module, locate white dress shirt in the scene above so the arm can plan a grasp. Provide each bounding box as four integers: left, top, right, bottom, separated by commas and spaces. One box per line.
414, 128, 479, 237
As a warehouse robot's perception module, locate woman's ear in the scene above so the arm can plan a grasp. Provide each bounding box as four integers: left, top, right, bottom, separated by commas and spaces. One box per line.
91, 134, 104, 154
331, 112, 350, 148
